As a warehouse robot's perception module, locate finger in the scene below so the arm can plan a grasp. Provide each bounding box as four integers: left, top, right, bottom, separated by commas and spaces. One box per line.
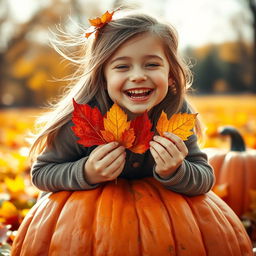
102, 152, 126, 178
153, 135, 178, 157
151, 140, 175, 163
150, 144, 165, 166
111, 155, 126, 177
163, 132, 188, 154
91, 142, 120, 160
99, 146, 126, 168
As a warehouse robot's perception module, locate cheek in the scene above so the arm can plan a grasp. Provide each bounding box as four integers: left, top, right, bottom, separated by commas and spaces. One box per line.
105, 70, 117, 84
106, 80, 121, 101
106, 75, 124, 92
154, 71, 169, 83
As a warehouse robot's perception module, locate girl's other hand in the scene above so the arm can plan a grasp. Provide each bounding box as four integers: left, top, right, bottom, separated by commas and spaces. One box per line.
84, 142, 126, 184
150, 132, 188, 180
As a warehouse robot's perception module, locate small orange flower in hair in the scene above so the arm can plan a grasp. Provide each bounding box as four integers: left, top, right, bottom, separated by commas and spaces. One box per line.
85, 10, 114, 39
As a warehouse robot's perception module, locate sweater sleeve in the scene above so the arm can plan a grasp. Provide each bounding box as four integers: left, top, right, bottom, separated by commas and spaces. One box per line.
153, 133, 215, 196
31, 121, 99, 192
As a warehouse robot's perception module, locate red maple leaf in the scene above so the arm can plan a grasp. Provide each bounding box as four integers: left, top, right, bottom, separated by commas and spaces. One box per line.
129, 112, 154, 154
71, 99, 106, 147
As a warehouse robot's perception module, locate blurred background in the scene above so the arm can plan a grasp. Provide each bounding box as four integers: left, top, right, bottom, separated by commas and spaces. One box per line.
0, 0, 256, 251
0, 0, 255, 108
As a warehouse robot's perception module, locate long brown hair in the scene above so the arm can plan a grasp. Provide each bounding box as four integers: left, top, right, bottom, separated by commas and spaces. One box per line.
29, 9, 201, 161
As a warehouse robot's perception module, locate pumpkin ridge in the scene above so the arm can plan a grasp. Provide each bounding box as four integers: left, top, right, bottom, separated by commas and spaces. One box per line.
92, 185, 104, 256
220, 154, 245, 215
145, 179, 178, 254
129, 179, 143, 256
241, 154, 247, 215
148, 178, 206, 255
186, 196, 226, 256
244, 154, 256, 214
190, 192, 254, 255
207, 192, 253, 255
206, 195, 242, 253
182, 195, 208, 255
130, 181, 150, 255
11, 194, 49, 255
94, 182, 114, 255
185, 195, 221, 256
60, 193, 81, 255
110, 180, 128, 255
25, 191, 71, 255
27, 197, 56, 254
131, 179, 174, 255
243, 155, 250, 215
44, 191, 73, 255
53, 191, 98, 255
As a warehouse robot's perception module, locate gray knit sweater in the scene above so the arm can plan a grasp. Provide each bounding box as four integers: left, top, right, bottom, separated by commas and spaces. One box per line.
31, 101, 214, 196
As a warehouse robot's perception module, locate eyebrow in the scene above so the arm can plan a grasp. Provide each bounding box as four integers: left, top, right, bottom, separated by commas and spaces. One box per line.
109, 55, 164, 64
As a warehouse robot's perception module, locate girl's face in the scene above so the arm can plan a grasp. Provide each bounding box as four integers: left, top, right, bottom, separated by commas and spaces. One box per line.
104, 33, 173, 119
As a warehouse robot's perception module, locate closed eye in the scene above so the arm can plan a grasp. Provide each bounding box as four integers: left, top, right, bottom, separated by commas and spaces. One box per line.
114, 65, 129, 69
146, 63, 160, 68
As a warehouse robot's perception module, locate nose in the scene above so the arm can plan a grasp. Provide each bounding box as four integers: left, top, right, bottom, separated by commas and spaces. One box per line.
129, 69, 147, 83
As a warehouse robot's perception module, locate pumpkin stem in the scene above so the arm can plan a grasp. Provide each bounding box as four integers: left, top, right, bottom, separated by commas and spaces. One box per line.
219, 126, 246, 152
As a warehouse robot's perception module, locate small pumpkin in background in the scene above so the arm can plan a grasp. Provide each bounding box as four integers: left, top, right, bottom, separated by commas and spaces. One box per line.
204, 126, 256, 217
11, 178, 253, 256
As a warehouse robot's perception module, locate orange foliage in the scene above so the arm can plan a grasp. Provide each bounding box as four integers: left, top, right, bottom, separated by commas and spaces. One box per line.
102, 103, 134, 144
156, 112, 197, 140
188, 95, 256, 149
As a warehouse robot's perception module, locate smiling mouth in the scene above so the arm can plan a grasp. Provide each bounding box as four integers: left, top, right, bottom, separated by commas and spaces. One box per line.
124, 88, 153, 98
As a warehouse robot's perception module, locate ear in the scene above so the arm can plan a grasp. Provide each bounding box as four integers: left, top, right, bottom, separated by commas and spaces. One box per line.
168, 77, 177, 95
168, 77, 174, 86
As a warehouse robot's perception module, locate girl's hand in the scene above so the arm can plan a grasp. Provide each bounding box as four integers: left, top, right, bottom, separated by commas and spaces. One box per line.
150, 132, 188, 179
84, 142, 126, 184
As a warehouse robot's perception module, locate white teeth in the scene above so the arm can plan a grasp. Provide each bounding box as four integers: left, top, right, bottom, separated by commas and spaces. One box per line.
126, 89, 151, 94
125, 89, 153, 98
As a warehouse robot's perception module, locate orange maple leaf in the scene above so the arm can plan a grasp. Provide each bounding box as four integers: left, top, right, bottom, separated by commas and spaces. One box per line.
156, 112, 197, 141
101, 103, 135, 147
89, 11, 114, 27
85, 10, 114, 38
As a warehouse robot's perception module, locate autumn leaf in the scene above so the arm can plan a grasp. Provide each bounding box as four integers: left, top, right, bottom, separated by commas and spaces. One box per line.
5, 176, 25, 194
0, 202, 18, 220
121, 129, 136, 148
129, 112, 154, 154
71, 101, 154, 153
89, 11, 114, 27
72, 99, 106, 147
0, 201, 20, 230
85, 10, 114, 38
101, 103, 135, 147
156, 112, 197, 141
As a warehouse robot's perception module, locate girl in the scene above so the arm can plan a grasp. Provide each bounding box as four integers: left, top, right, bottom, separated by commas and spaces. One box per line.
29, 9, 214, 196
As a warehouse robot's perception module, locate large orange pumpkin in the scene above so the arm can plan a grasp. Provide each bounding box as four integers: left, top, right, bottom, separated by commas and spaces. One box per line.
204, 126, 256, 217
11, 178, 253, 256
